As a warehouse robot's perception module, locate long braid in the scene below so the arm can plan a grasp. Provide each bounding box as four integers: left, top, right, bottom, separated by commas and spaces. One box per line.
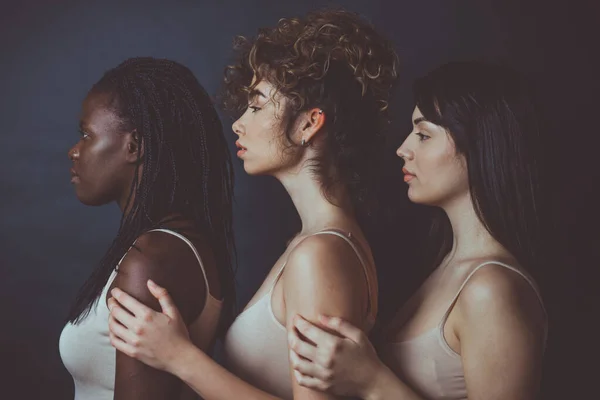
68, 58, 237, 336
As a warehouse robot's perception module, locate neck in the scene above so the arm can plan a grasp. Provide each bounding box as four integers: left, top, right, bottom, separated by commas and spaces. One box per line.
441, 192, 506, 262
117, 166, 142, 215
275, 164, 354, 235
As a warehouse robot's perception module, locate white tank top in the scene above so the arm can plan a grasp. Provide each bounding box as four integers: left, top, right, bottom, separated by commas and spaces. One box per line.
59, 228, 223, 400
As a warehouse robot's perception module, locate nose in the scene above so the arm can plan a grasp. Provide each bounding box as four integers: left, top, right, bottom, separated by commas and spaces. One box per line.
68, 144, 79, 161
396, 140, 414, 161
232, 117, 244, 136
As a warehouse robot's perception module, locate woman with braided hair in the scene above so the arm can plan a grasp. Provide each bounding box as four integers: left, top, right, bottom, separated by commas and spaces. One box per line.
59, 57, 236, 399
107, 9, 398, 400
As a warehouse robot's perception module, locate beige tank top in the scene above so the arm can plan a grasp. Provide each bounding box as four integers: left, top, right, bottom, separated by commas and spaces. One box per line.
59, 228, 223, 400
223, 229, 378, 400
379, 261, 547, 400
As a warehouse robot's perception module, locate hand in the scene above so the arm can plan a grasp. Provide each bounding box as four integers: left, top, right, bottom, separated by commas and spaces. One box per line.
289, 314, 385, 398
108, 279, 192, 374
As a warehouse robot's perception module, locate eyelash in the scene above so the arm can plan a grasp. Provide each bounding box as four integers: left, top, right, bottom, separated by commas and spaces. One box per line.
78, 129, 89, 139
248, 106, 261, 113
415, 132, 430, 142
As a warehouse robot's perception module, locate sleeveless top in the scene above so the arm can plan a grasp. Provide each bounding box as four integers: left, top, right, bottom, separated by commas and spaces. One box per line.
379, 261, 547, 400
59, 228, 223, 400
223, 229, 378, 400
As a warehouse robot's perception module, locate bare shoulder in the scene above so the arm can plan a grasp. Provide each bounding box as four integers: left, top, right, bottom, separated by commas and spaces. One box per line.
284, 233, 365, 283
457, 263, 546, 326
112, 230, 207, 324
117, 230, 201, 280
281, 233, 369, 324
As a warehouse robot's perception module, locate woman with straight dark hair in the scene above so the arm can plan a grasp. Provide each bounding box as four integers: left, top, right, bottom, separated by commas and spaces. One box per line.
286, 61, 548, 400
59, 57, 236, 400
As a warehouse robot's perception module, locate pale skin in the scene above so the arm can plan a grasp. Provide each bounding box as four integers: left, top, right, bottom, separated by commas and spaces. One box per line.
108, 79, 378, 400
287, 106, 547, 400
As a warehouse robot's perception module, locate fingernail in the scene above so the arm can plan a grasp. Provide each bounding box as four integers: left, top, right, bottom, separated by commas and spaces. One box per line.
147, 279, 156, 287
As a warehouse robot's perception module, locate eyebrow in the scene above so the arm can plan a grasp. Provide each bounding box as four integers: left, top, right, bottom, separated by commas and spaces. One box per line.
413, 117, 427, 125
248, 89, 267, 101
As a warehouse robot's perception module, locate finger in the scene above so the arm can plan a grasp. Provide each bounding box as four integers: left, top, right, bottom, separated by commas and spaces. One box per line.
108, 302, 137, 329
109, 331, 139, 359
289, 350, 332, 381
294, 314, 337, 345
294, 370, 330, 392
108, 314, 139, 345
320, 315, 364, 343
111, 288, 152, 318
147, 280, 180, 319
288, 328, 317, 361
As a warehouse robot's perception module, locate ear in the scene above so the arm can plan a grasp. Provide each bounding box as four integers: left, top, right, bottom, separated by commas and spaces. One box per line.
124, 129, 144, 164
299, 108, 326, 145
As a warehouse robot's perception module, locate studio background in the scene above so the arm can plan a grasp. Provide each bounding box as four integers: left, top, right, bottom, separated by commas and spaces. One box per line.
1, 0, 596, 398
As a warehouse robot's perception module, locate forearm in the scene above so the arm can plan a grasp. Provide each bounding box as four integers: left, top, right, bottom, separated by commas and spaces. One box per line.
365, 364, 423, 400
169, 342, 281, 400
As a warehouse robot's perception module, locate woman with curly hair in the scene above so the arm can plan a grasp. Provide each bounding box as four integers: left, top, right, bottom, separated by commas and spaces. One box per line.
106, 9, 398, 400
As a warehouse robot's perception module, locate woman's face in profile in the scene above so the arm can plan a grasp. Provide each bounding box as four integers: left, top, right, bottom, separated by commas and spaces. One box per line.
231, 78, 304, 177
68, 92, 131, 207
396, 106, 468, 207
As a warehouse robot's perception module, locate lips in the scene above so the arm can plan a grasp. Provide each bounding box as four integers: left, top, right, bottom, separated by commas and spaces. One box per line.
235, 141, 247, 151
402, 167, 415, 183
70, 168, 80, 183
235, 141, 247, 157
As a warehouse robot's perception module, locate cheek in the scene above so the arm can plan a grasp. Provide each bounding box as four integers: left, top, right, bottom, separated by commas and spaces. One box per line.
75, 143, 125, 205
248, 122, 294, 170
245, 139, 291, 175
410, 150, 468, 203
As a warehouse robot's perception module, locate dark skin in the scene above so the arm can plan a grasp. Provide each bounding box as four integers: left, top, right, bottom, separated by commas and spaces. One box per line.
68, 91, 222, 399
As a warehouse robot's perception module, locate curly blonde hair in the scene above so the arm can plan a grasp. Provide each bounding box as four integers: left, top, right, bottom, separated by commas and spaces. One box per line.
221, 9, 399, 214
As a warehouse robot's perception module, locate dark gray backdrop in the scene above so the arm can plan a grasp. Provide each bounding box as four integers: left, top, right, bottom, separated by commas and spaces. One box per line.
1, 0, 596, 398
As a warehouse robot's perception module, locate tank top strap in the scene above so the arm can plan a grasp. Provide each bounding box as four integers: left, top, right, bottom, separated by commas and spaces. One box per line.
268, 229, 376, 323
438, 261, 547, 343
109, 228, 214, 307
139, 228, 214, 305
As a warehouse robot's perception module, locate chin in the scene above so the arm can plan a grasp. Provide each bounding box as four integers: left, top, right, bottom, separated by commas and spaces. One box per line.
74, 188, 110, 207
75, 196, 105, 207
242, 161, 275, 177
242, 164, 262, 176
407, 188, 437, 206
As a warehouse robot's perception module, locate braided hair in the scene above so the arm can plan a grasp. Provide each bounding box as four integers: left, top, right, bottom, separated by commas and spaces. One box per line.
67, 57, 236, 335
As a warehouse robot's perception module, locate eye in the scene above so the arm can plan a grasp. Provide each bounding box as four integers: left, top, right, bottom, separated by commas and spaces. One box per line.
78, 129, 90, 140
415, 132, 430, 142
248, 106, 261, 113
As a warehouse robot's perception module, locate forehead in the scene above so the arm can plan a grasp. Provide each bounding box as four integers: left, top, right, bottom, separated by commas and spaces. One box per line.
412, 106, 424, 121
250, 76, 279, 99
80, 92, 122, 131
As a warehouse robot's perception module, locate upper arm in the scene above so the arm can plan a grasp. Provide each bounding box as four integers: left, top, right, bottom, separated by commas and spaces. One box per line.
111, 232, 208, 400
456, 266, 546, 400
283, 235, 370, 399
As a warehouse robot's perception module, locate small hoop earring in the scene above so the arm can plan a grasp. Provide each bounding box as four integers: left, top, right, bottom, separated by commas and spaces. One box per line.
318, 109, 324, 114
